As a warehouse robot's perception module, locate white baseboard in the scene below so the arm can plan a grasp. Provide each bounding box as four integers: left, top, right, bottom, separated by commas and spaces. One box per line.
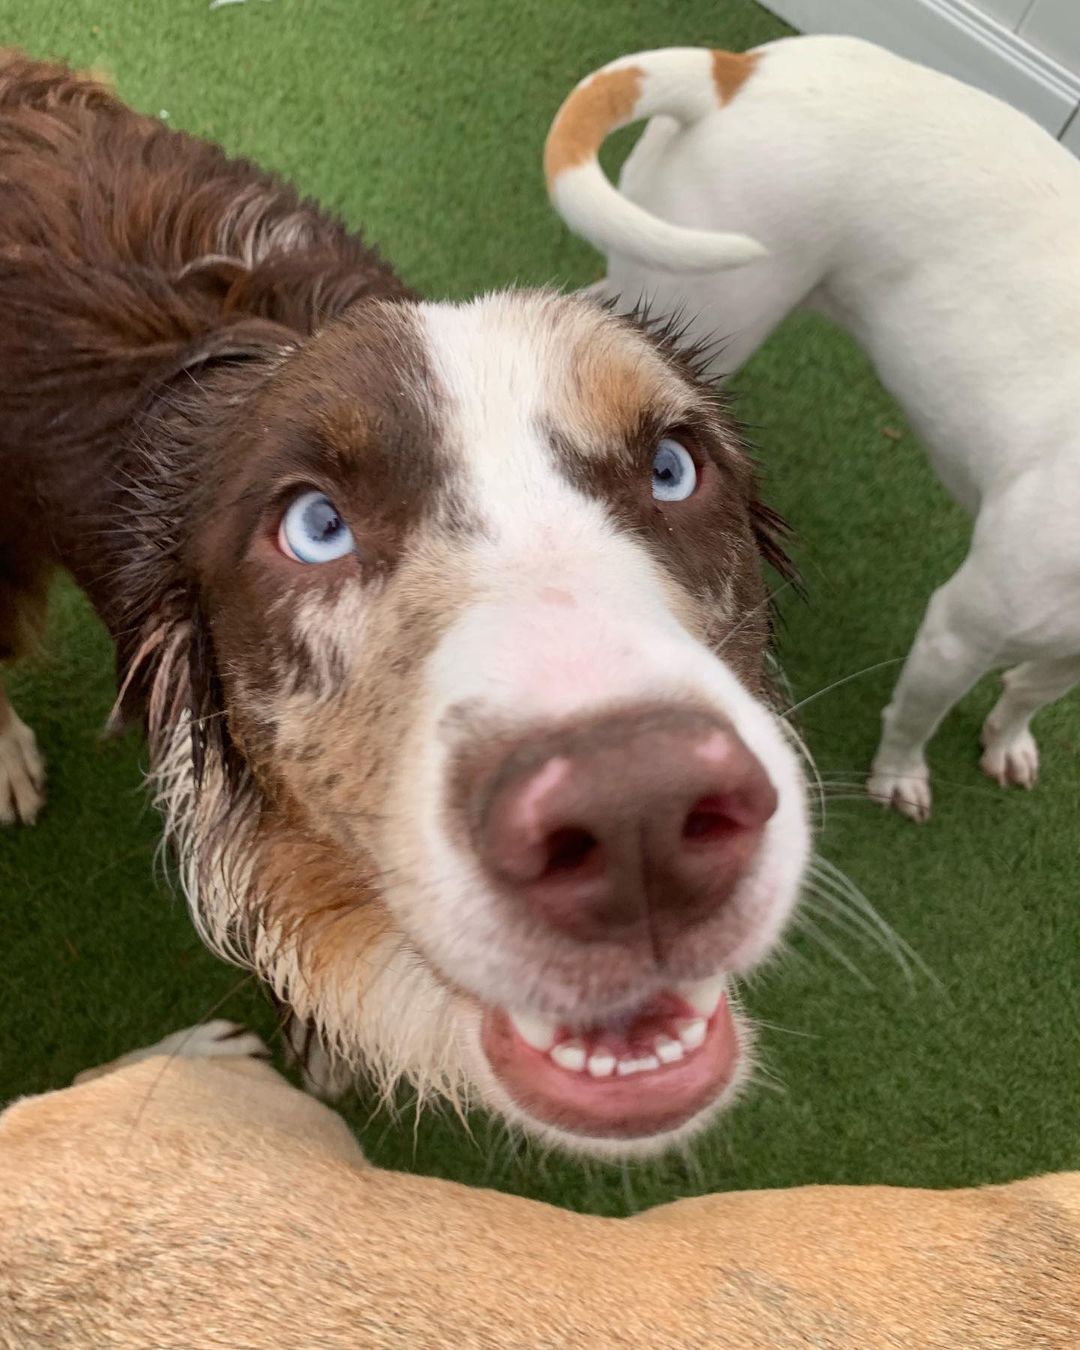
760, 0, 1080, 139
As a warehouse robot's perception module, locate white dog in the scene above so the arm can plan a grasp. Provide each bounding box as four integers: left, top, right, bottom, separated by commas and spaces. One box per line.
546, 35, 1080, 821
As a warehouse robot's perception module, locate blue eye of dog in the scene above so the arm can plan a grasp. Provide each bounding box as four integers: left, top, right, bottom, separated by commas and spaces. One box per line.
278, 490, 355, 564
651, 439, 697, 502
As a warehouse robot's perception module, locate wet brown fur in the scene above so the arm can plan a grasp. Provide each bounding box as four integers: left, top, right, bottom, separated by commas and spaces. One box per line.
0, 50, 413, 648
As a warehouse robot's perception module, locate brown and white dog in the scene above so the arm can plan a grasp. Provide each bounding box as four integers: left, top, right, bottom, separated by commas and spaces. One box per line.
2, 1027, 1079, 1348
0, 53, 808, 1156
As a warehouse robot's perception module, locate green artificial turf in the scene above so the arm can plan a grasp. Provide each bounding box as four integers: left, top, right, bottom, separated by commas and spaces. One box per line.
1, 0, 1077, 1217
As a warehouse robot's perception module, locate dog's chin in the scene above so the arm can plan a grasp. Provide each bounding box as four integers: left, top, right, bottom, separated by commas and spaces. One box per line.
461, 975, 749, 1158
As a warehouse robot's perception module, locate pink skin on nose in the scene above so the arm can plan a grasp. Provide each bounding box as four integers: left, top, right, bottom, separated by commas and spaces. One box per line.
509, 756, 572, 842
537, 586, 576, 609
693, 731, 774, 830
496, 606, 652, 722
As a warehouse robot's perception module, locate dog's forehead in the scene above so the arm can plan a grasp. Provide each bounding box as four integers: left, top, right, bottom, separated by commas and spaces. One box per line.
265, 293, 692, 503
283, 299, 440, 430
417, 294, 693, 482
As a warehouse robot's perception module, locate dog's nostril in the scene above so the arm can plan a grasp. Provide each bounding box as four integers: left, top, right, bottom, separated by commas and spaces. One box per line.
470, 709, 778, 947
682, 795, 742, 844
542, 826, 601, 877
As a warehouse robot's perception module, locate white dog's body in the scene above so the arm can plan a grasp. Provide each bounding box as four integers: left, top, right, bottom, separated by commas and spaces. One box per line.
546, 36, 1080, 819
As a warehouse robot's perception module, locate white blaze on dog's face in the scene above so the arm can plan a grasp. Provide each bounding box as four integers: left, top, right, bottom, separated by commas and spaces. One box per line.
175, 290, 808, 1156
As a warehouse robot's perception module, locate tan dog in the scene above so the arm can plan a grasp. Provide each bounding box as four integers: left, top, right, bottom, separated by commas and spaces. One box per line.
2, 1028, 1078, 1347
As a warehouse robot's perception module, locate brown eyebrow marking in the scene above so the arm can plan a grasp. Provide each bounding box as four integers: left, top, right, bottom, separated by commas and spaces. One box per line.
316, 403, 372, 471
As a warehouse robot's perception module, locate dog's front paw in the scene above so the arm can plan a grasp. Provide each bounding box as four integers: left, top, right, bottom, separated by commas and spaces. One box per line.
867, 761, 932, 823
0, 709, 45, 826
979, 723, 1039, 789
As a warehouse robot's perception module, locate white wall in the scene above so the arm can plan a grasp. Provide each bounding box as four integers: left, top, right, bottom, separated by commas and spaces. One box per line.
1019, 0, 1080, 70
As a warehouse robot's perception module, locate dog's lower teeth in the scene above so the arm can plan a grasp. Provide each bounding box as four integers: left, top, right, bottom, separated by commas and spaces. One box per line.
586, 1052, 616, 1078
676, 1017, 707, 1050
513, 988, 716, 1073
616, 1054, 661, 1076
655, 1035, 684, 1064
550, 1040, 587, 1072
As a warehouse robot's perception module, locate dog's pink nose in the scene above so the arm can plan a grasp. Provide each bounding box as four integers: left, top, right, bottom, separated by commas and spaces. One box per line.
472, 709, 777, 948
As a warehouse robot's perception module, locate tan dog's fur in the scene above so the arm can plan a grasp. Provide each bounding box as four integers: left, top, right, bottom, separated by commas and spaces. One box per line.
2, 1042, 1078, 1347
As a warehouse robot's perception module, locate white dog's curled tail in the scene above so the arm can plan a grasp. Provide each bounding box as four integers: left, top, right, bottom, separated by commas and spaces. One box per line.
545, 48, 767, 274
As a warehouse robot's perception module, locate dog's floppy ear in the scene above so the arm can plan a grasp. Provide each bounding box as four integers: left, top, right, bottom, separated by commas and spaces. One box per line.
106, 322, 296, 789
158, 316, 299, 386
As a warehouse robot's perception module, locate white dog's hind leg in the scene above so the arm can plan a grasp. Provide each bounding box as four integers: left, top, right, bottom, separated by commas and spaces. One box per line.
869, 566, 999, 822
980, 655, 1080, 788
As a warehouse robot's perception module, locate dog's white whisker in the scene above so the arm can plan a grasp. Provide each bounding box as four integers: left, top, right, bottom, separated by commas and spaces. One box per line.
810, 857, 944, 995
802, 893, 909, 983
782, 720, 826, 825
743, 1067, 789, 1099
751, 1017, 818, 1041
778, 658, 906, 721
793, 914, 874, 990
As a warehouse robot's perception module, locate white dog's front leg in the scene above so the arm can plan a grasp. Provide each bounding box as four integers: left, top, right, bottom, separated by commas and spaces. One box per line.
869, 570, 999, 822
980, 656, 1080, 788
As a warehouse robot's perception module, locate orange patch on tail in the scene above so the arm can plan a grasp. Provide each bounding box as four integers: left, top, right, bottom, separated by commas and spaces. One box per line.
544, 65, 644, 187
712, 50, 760, 105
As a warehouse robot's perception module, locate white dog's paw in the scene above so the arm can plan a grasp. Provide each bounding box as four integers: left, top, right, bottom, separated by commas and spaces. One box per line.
0, 709, 45, 826
74, 1021, 271, 1085
867, 761, 932, 823
979, 722, 1039, 789
284, 1018, 355, 1100
144, 1020, 272, 1063
300, 1039, 356, 1101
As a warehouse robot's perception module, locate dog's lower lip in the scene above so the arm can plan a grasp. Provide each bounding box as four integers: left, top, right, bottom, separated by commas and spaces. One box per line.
480, 984, 738, 1139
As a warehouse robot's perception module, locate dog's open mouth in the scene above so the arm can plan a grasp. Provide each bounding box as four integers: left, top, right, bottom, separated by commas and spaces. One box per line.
479, 975, 737, 1139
